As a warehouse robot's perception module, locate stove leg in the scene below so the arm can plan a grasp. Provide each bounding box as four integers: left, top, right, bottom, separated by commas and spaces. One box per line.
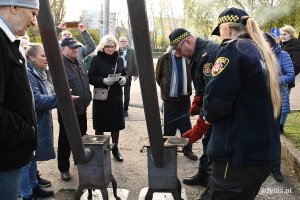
145, 189, 153, 200
177, 177, 183, 200
171, 191, 182, 200
111, 175, 121, 200
101, 189, 109, 200
75, 186, 84, 200
87, 189, 93, 200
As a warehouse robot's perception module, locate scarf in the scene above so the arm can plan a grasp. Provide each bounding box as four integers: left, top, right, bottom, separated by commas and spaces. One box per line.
169, 52, 187, 97
119, 48, 127, 68
32, 64, 55, 94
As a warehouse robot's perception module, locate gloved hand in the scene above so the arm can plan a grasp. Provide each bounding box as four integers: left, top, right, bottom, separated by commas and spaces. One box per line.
103, 78, 114, 86
182, 117, 209, 144
119, 76, 127, 86
189, 95, 202, 116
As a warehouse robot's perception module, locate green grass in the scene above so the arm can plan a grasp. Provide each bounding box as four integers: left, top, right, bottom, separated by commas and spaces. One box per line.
284, 111, 300, 150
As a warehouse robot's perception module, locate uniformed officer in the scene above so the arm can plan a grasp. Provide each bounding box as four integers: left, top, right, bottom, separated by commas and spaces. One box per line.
203, 7, 281, 199
168, 28, 219, 188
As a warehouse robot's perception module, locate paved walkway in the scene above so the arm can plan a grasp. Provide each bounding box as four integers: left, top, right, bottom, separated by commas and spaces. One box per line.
33, 76, 300, 200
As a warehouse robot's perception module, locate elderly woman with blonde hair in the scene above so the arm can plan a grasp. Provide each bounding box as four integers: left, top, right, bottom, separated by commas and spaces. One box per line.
280, 25, 300, 80
88, 35, 127, 162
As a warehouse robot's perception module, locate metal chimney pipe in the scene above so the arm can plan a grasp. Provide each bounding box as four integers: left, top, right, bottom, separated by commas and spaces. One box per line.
127, 0, 166, 167
37, 0, 93, 164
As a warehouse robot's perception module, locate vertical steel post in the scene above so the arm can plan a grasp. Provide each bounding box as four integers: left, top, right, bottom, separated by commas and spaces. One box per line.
103, 0, 110, 35
127, 0, 166, 167
37, 0, 92, 163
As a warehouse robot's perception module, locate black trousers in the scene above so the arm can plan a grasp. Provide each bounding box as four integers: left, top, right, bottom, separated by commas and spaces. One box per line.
57, 112, 87, 172
208, 161, 271, 200
123, 76, 132, 111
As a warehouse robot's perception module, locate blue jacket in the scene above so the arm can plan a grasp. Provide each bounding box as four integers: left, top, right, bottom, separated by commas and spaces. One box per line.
27, 62, 58, 161
203, 34, 280, 167
273, 44, 295, 114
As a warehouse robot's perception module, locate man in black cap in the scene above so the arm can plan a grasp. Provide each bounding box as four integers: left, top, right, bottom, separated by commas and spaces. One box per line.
0, 1, 39, 199
169, 28, 219, 191
57, 37, 92, 181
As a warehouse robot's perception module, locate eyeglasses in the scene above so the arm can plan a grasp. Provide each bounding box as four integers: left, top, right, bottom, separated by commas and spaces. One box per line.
104, 45, 116, 50
174, 39, 187, 53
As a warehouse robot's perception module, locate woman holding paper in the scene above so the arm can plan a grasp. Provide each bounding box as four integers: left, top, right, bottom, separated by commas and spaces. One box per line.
88, 35, 127, 162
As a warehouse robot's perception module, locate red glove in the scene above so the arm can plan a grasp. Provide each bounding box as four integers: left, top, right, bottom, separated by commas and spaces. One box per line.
182, 117, 209, 144
189, 95, 202, 116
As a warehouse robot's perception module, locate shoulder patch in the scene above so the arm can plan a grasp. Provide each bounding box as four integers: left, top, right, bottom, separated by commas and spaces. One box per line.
212, 57, 229, 77
203, 63, 212, 76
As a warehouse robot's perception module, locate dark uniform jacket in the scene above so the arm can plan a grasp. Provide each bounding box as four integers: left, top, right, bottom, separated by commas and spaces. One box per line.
62, 56, 92, 116
191, 38, 219, 99
156, 52, 192, 101
203, 34, 280, 166
0, 28, 37, 171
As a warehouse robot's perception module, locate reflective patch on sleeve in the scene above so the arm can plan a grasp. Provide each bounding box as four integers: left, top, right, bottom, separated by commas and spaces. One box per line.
203, 63, 212, 76
212, 57, 229, 77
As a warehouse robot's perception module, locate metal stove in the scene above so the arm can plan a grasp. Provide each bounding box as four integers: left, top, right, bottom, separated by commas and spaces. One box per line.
145, 137, 188, 200
75, 135, 121, 200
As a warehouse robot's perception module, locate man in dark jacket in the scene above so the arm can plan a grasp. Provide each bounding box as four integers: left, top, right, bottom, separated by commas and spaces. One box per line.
118, 36, 138, 117
168, 28, 219, 190
58, 37, 92, 182
0, 0, 39, 199
58, 22, 96, 63
156, 48, 196, 160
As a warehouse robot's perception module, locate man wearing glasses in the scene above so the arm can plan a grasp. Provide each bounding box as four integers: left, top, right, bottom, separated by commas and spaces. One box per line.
58, 37, 92, 182
169, 28, 219, 191
118, 36, 138, 117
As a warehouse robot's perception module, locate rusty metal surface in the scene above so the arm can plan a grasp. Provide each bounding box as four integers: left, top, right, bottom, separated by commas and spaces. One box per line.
78, 135, 112, 188
37, 0, 92, 164
127, 0, 166, 168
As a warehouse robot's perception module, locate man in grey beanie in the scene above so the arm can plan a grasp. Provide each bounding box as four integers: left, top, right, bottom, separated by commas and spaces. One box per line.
0, 1, 39, 199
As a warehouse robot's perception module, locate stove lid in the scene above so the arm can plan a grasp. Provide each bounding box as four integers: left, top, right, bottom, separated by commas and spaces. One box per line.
82, 135, 110, 145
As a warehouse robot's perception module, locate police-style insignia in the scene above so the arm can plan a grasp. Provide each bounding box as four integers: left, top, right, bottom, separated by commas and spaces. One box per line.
203, 63, 212, 76
212, 57, 229, 77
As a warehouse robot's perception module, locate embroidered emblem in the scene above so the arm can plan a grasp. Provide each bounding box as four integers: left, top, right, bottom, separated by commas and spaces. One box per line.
212, 57, 229, 77
203, 63, 212, 76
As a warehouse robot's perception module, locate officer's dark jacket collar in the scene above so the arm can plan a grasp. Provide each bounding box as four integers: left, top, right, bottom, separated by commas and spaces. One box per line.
191, 37, 206, 63
220, 33, 251, 47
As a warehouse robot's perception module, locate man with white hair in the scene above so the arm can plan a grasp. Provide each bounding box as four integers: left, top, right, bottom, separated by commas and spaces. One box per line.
0, 0, 39, 199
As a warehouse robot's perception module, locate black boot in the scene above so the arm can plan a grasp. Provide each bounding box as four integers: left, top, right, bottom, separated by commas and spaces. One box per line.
23, 196, 36, 200
112, 147, 123, 162
196, 186, 211, 200
279, 124, 284, 134
32, 185, 54, 198
37, 171, 51, 187
183, 171, 208, 187
272, 170, 284, 183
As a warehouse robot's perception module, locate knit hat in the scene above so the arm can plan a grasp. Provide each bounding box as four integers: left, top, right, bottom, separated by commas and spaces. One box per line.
169, 28, 191, 47
0, 0, 39, 9
211, 7, 249, 36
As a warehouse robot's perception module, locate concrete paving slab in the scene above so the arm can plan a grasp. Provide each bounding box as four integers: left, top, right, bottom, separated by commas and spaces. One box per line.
138, 187, 187, 200
80, 188, 129, 200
